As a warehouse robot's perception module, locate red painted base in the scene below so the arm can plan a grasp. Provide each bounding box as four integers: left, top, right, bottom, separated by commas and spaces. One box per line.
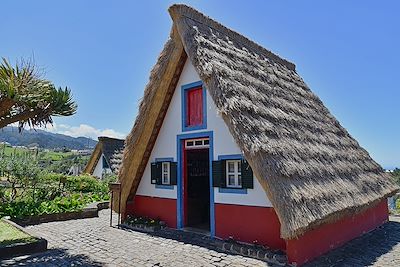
215, 203, 286, 250
286, 200, 389, 266
126, 195, 177, 228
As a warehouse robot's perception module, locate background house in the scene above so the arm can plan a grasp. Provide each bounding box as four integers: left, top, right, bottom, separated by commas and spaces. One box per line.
84, 136, 124, 179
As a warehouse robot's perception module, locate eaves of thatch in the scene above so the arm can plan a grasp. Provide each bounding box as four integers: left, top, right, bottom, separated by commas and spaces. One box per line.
84, 136, 125, 175
118, 4, 398, 240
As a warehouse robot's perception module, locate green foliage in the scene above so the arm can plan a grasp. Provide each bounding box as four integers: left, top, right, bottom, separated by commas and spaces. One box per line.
125, 214, 163, 227
0, 153, 42, 202
0, 192, 108, 219
0, 170, 110, 218
0, 58, 77, 130
0, 144, 90, 175
392, 168, 400, 185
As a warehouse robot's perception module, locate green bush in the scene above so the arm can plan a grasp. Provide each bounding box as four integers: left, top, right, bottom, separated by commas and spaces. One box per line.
0, 170, 112, 218
0, 192, 109, 219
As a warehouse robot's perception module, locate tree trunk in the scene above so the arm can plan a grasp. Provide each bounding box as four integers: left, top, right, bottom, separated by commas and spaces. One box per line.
0, 98, 17, 117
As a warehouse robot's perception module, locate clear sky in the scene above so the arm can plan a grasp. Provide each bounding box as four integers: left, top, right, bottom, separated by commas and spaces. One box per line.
1, 1, 399, 169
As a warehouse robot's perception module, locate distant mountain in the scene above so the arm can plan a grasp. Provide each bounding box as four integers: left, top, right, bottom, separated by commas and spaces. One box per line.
0, 127, 97, 150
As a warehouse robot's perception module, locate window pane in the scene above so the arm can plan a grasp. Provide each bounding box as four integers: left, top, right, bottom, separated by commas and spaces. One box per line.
228, 174, 235, 185
238, 175, 242, 186
187, 141, 194, 146
163, 173, 169, 184
163, 163, 168, 172
195, 140, 202, 146
238, 161, 241, 173
203, 139, 209, 145
228, 162, 235, 173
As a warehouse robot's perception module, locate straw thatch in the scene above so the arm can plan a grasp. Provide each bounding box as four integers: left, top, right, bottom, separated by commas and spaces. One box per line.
84, 136, 125, 175
118, 4, 398, 239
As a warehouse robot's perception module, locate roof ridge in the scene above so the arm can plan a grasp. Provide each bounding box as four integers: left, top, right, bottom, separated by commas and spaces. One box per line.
168, 4, 296, 71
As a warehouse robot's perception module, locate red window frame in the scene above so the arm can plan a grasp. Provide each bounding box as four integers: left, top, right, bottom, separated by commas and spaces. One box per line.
186, 87, 203, 127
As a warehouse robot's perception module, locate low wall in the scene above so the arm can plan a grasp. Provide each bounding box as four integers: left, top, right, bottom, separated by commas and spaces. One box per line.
12, 201, 109, 226
286, 200, 389, 266
126, 195, 177, 228
215, 203, 285, 250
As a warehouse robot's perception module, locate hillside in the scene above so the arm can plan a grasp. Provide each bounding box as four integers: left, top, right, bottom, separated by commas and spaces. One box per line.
0, 127, 97, 150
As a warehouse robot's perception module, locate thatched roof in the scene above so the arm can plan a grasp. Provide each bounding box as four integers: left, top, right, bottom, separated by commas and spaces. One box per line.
118, 4, 398, 239
84, 136, 125, 175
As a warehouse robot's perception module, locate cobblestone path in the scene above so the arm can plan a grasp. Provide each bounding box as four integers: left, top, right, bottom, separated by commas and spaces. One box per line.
2, 210, 400, 266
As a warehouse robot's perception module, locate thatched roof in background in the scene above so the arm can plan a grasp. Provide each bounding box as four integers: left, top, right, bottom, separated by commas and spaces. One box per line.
84, 136, 125, 175
118, 4, 398, 239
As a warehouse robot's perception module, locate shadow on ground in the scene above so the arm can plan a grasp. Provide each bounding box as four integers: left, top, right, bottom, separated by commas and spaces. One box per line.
305, 220, 400, 266
0, 248, 104, 266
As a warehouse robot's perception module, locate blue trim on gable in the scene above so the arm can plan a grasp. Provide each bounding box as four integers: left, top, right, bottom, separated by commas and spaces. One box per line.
218, 188, 248, 194
181, 80, 203, 90
218, 154, 244, 160
155, 184, 174, 190
181, 81, 207, 132
155, 157, 174, 162
176, 131, 215, 237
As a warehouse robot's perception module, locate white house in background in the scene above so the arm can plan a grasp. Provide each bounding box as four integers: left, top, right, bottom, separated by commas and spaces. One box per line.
83, 136, 124, 179
68, 165, 83, 176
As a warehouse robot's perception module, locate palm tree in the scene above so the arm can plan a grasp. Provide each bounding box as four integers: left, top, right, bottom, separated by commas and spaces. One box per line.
0, 58, 77, 130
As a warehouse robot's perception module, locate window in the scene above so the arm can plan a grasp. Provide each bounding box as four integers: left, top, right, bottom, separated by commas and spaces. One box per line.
182, 81, 207, 131
212, 157, 253, 189
151, 160, 177, 186
226, 160, 242, 188
185, 138, 209, 149
186, 87, 203, 127
162, 162, 170, 185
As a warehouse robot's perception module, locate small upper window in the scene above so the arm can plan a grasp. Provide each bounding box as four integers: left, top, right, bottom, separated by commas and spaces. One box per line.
162, 162, 170, 185
182, 82, 206, 131
186, 87, 203, 127
226, 160, 242, 188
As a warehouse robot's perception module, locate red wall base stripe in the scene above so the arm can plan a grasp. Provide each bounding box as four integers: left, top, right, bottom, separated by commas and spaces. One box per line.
126, 195, 177, 228
286, 200, 389, 266
215, 203, 286, 250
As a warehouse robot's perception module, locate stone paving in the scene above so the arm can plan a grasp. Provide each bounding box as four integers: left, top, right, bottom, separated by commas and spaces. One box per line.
1, 210, 400, 267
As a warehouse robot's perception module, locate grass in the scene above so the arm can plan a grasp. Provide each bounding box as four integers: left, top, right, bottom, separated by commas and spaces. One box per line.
0, 220, 36, 247
1, 145, 73, 160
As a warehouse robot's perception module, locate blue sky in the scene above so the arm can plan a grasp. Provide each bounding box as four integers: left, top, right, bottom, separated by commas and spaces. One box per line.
1, 1, 399, 169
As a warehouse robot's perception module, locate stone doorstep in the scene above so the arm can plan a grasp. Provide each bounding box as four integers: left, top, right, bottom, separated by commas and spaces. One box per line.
0, 219, 48, 259
119, 224, 289, 266
217, 240, 288, 266
119, 223, 165, 233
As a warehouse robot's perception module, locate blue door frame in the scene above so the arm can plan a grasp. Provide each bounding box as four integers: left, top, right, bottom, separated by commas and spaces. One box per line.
176, 131, 215, 237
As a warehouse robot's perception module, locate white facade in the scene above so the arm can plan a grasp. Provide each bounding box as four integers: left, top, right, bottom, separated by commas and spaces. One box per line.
92, 154, 112, 179
136, 59, 272, 208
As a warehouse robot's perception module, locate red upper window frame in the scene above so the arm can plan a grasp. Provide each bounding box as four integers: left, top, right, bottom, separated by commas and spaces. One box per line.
182, 81, 207, 132
186, 87, 203, 127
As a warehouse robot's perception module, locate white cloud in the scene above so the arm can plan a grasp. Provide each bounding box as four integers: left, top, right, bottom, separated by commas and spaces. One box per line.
42, 123, 126, 140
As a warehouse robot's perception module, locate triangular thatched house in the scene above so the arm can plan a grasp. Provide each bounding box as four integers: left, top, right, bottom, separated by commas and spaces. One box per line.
117, 4, 398, 265
84, 136, 124, 178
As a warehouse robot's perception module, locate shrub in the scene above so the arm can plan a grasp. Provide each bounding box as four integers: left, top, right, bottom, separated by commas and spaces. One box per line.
0, 192, 109, 219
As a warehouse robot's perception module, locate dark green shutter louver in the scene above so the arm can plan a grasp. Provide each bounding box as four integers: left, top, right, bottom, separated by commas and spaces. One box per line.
212, 160, 226, 188
241, 159, 254, 189
151, 162, 162, 185
170, 162, 177, 185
